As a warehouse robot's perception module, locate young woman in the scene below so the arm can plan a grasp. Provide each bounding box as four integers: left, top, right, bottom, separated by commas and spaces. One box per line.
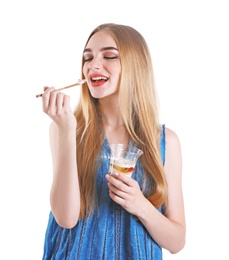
41, 23, 186, 259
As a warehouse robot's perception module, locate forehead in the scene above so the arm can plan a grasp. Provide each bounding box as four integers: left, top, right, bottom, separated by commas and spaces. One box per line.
85, 31, 117, 50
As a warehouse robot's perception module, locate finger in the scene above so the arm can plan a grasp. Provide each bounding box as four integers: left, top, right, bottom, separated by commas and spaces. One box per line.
106, 174, 130, 193
56, 92, 65, 113
108, 182, 128, 199
48, 90, 58, 114
109, 172, 134, 187
42, 87, 55, 111
63, 95, 70, 109
109, 189, 125, 203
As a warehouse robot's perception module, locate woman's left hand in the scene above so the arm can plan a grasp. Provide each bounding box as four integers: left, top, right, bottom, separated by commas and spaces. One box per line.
105, 172, 147, 216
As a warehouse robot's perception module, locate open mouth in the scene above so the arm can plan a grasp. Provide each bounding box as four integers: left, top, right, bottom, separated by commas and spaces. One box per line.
91, 76, 109, 82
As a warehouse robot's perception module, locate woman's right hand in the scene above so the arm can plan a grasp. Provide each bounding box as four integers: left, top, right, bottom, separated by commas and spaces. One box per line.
42, 87, 80, 228
42, 86, 76, 130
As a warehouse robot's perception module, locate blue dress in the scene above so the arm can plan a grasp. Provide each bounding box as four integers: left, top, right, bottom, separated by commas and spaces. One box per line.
43, 125, 165, 260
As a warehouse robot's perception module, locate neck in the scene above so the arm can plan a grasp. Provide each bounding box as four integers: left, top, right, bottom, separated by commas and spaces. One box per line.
98, 100, 124, 128
97, 99, 130, 144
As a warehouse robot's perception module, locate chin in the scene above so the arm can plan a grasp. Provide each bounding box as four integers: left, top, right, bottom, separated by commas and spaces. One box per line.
90, 90, 113, 99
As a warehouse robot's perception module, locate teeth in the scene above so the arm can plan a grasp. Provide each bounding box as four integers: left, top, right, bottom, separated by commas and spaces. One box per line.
91, 77, 108, 81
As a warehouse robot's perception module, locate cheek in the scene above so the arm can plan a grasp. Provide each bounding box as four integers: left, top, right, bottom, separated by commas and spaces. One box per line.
82, 65, 87, 77
115, 63, 121, 78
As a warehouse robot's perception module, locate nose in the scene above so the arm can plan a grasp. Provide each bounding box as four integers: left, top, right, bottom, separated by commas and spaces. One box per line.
88, 56, 102, 70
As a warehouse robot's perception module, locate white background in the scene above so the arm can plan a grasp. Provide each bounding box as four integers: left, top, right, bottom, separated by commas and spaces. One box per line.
0, 0, 228, 259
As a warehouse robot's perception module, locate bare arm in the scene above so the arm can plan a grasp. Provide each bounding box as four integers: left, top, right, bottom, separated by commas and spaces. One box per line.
106, 127, 186, 253
42, 87, 80, 228
136, 128, 185, 253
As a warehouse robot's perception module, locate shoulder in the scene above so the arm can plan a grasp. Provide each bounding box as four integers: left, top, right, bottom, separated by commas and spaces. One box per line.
164, 127, 182, 171
165, 127, 180, 147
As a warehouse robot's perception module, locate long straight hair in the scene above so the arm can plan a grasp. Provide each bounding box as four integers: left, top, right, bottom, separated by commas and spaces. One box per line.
74, 23, 168, 218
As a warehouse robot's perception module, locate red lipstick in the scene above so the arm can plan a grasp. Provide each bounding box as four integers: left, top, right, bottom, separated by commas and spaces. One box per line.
90, 74, 109, 87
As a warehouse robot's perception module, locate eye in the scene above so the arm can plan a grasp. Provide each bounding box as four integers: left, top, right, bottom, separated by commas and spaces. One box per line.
103, 51, 119, 60
104, 56, 118, 60
83, 56, 93, 62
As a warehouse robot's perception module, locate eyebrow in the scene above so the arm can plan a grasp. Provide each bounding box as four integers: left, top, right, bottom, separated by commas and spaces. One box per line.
83, 47, 119, 53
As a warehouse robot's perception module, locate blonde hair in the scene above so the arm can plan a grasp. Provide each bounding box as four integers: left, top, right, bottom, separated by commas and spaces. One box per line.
74, 23, 168, 218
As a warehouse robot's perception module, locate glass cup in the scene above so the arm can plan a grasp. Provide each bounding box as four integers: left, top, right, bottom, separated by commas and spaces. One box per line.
109, 144, 143, 177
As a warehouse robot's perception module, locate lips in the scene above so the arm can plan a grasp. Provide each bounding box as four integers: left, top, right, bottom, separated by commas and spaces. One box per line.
90, 74, 109, 87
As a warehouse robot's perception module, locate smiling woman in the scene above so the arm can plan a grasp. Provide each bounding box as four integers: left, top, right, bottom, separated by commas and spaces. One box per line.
41, 23, 186, 260
82, 32, 121, 97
